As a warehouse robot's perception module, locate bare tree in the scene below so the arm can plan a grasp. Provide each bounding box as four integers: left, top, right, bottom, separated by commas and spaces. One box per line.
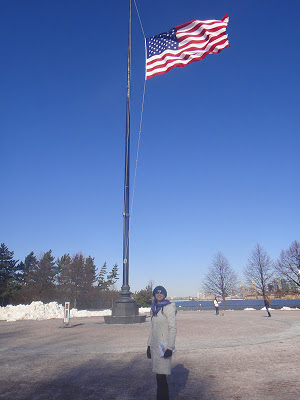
244, 244, 273, 303
274, 240, 300, 290
203, 252, 238, 308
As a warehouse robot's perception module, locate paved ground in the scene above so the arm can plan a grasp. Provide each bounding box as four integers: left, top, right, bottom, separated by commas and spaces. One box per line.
1, 309, 300, 400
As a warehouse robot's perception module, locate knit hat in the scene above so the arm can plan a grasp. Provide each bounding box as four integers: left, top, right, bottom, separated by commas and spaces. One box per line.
153, 285, 167, 298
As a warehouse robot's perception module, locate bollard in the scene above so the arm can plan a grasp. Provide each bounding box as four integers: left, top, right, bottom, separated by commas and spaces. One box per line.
63, 301, 70, 327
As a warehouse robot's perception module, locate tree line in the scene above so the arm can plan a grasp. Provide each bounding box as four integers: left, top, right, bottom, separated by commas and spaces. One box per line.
2, 240, 299, 310
202, 240, 300, 307
0, 243, 120, 309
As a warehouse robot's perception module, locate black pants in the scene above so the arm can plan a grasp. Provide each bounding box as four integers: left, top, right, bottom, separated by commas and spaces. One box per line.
156, 374, 169, 400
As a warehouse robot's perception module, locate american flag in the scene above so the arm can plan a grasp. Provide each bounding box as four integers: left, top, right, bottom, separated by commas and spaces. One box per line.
146, 14, 229, 79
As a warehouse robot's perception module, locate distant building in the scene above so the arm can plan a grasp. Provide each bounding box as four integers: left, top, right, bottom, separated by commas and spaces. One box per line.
273, 279, 280, 291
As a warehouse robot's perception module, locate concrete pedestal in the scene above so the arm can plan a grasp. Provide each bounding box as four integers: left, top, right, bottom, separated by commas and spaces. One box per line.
104, 296, 146, 324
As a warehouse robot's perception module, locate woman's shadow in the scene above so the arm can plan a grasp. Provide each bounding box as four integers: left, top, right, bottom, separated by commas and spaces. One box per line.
169, 364, 189, 399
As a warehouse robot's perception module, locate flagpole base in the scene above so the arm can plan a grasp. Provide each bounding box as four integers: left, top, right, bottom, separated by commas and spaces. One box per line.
104, 287, 146, 324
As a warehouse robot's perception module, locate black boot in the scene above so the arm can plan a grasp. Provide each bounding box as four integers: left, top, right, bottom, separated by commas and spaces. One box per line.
156, 374, 169, 400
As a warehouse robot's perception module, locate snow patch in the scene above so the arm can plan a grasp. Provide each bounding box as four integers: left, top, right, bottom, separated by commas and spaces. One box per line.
139, 307, 151, 314
0, 301, 112, 322
0, 302, 151, 322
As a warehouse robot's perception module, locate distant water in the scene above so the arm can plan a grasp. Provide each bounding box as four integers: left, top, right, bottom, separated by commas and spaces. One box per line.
174, 299, 300, 310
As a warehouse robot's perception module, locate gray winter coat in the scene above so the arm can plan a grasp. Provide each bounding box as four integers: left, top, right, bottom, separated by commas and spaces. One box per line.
147, 302, 177, 375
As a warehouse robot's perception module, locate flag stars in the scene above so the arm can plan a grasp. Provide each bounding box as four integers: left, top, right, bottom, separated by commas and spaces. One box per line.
146, 28, 178, 58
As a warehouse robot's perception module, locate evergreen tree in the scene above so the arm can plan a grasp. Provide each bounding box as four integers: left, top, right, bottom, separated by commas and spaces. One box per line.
57, 253, 72, 287
97, 262, 109, 290
79, 256, 97, 308
30, 250, 57, 302
10, 251, 39, 305
132, 282, 153, 308
0, 243, 19, 305
68, 253, 86, 308
18, 251, 38, 285
84, 256, 97, 289
57, 253, 96, 308
107, 263, 119, 288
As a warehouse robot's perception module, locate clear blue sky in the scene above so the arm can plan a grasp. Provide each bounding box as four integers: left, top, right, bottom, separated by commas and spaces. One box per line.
1, 1, 299, 297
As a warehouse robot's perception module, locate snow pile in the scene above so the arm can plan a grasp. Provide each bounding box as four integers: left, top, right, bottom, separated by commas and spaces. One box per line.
70, 308, 111, 318
0, 301, 111, 322
244, 306, 300, 311
0, 302, 63, 322
0, 302, 151, 322
139, 307, 151, 314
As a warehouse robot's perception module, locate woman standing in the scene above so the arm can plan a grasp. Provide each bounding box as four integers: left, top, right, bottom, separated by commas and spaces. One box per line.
214, 296, 220, 315
147, 285, 177, 400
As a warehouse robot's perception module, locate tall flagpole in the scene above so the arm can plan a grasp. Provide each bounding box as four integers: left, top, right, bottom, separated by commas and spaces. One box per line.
122, 0, 131, 297
104, 0, 145, 324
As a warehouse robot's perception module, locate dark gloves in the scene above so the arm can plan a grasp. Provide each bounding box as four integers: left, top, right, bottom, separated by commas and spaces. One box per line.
147, 346, 172, 358
163, 349, 173, 358
147, 346, 151, 359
